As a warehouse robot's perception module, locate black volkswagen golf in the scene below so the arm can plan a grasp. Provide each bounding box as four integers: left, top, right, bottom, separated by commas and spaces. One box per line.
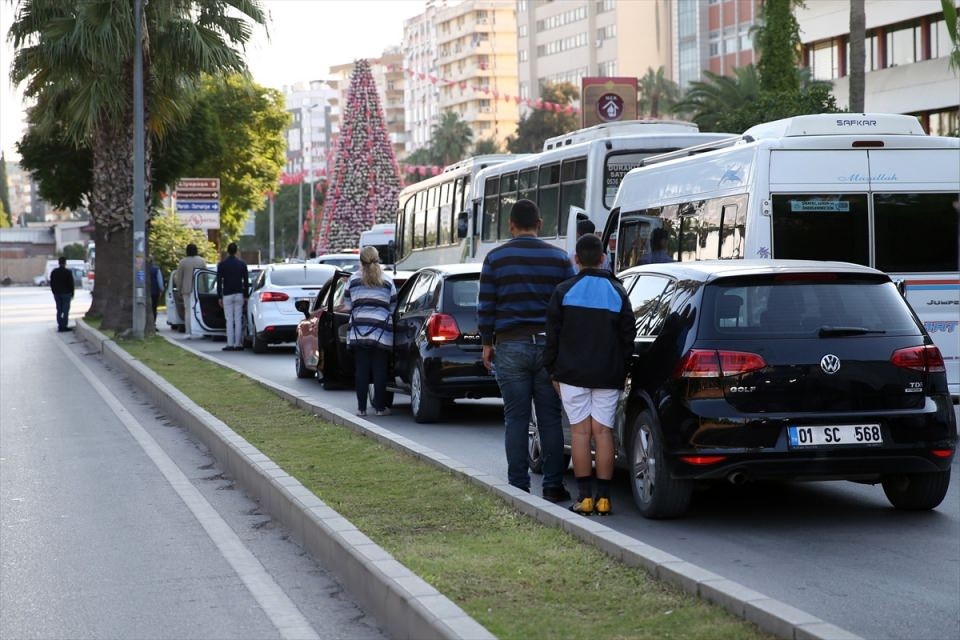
595, 260, 956, 518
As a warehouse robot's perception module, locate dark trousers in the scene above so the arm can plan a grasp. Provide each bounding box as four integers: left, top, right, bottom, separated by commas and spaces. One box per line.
151, 294, 160, 328
353, 346, 389, 412
54, 293, 72, 330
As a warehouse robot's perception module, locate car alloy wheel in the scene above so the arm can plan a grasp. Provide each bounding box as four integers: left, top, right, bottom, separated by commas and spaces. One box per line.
528, 420, 543, 474
630, 410, 692, 519
411, 361, 441, 423
294, 344, 312, 379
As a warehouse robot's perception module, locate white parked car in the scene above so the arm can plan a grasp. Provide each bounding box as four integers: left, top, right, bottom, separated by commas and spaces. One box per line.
245, 263, 337, 353
165, 264, 264, 337
306, 252, 361, 272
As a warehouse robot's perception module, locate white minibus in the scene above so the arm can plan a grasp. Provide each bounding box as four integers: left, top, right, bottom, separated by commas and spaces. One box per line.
605, 113, 960, 396
464, 120, 731, 263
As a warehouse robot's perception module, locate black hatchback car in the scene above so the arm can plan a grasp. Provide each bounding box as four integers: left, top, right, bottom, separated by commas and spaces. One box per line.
390, 263, 500, 423
567, 260, 956, 519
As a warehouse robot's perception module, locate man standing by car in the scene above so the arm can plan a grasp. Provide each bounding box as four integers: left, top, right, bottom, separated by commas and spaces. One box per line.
49, 256, 75, 332
174, 243, 206, 339
216, 242, 249, 351
479, 199, 575, 502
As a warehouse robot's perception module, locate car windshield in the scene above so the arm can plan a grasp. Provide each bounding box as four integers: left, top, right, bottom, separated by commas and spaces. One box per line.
701, 274, 921, 338
270, 267, 332, 286
318, 258, 359, 272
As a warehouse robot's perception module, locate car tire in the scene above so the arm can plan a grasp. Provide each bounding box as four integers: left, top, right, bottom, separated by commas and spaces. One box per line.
527, 404, 570, 475
410, 360, 442, 423
294, 344, 313, 379
252, 325, 268, 354
881, 469, 951, 510
368, 383, 394, 409
319, 348, 341, 389
629, 409, 693, 519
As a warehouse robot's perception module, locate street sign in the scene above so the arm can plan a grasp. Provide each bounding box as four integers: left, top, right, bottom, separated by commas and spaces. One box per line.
175, 177, 220, 228
177, 211, 220, 230
581, 77, 638, 128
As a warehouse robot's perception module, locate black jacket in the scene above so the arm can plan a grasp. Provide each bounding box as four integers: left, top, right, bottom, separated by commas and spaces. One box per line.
216, 255, 249, 298
544, 268, 637, 389
50, 266, 75, 296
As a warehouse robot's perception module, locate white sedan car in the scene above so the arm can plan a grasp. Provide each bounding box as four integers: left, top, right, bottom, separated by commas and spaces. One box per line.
246, 263, 337, 353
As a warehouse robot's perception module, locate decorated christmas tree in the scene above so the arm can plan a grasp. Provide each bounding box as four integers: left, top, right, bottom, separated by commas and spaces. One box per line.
315, 59, 401, 253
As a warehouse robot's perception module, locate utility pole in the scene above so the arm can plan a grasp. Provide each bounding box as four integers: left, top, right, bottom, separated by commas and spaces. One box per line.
131, 0, 146, 338
268, 193, 275, 262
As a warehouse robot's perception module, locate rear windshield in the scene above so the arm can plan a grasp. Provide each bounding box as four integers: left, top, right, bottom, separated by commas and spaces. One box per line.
442, 275, 480, 332
317, 258, 360, 272
270, 267, 332, 286
700, 275, 921, 338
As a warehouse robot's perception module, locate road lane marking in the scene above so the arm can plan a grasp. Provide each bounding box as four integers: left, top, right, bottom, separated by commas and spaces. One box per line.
54, 337, 320, 640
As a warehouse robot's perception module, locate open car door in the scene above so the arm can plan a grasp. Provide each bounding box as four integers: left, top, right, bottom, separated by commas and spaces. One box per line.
317, 271, 353, 382
193, 268, 226, 335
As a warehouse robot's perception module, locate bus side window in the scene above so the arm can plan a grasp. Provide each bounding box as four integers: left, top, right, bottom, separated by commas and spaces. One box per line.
498, 172, 518, 241
413, 191, 426, 250
559, 158, 587, 237
678, 202, 701, 262
519, 168, 537, 204
538, 163, 560, 239
719, 202, 744, 259
426, 186, 439, 247
439, 181, 453, 245
701, 199, 722, 259
482, 177, 499, 241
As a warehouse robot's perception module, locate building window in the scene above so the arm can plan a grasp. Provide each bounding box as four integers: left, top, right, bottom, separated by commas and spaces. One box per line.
843, 32, 880, 73
723, 26, 738, 54
519, 49, 528, 62
886, 22, 921, 67
519, 82, 529, 100
931, 18, 953, 59
597, 24, 616, 41
811, 39, 840, 80
597, 0, 615, 13
475, 10, 488, 23
926, 108, 959, 136
519, 24, 527, 38
518, 0, 527, 12
598, 60, 617, 76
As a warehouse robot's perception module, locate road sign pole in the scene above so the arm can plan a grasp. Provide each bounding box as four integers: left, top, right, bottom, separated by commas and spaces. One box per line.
269, 193, 275, 262
132, 0, 146, 339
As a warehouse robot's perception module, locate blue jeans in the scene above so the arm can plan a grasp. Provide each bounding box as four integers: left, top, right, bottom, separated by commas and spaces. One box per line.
495, 338, 565, 492
54, 293, 72, 330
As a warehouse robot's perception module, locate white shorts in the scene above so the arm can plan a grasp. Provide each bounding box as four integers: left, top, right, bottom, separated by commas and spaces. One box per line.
558, 383, 619, 428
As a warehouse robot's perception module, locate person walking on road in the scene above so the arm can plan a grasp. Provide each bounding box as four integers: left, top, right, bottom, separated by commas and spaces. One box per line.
174, 243, 206, 339
49, 256, 75, 332
478, 198, 576, 502
216, 242, 249, 351
343, 246, 396, 417
545, 234, 636, 516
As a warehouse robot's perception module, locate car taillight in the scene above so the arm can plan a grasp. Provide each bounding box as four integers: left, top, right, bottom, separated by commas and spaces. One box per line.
260, 291, 289, 303
891, 345, 945, 373
677, 349, 766, 378
426, 313, 460, 344
87, 271, 95, 280
680, 455, 728, 465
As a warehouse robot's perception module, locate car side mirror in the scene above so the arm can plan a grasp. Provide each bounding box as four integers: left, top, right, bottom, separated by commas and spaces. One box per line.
456, 211, 469, 239
294, 299, 311, 317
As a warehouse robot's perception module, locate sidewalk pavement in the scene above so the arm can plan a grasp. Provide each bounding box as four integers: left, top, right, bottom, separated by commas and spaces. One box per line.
76, 320, 862, 640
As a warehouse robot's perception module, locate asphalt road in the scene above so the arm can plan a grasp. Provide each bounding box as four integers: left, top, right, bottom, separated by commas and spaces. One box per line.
166, 315, 960, 640
0, 288, 385, 640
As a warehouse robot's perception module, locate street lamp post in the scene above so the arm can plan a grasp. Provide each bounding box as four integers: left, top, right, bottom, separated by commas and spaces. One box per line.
297, 102, 323, 260
131, 0, 146, 338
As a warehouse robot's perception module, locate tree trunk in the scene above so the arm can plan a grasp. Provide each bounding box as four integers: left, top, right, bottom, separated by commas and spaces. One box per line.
88, 114, 136, 332
849, 0, 866, 112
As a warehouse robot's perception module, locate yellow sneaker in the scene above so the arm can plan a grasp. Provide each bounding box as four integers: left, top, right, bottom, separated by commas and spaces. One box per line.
569, 497, 594, 516
595, 497, 612, 516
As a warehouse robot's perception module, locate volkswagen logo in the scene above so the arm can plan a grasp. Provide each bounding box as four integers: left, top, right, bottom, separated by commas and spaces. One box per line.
820, 354, 841, 374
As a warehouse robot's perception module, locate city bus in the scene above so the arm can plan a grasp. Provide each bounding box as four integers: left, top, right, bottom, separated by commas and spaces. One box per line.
463, 121, 731, 263
394, 155, 515, 271
604, 113, 960, 397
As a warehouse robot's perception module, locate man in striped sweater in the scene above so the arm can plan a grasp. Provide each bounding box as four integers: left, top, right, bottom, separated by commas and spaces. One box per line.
479, 199, 576, 501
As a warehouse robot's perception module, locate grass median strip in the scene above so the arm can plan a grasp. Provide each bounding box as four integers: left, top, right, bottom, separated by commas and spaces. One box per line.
119, 335, 771, 640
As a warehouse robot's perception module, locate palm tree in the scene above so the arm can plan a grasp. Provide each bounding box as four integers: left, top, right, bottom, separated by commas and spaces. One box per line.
472, 137, 501, 154
9, 0, 266, 330
431, 111, 474, 166
848, 0, 866, 112
637, 66, 680, 119
674, 66, 762, 131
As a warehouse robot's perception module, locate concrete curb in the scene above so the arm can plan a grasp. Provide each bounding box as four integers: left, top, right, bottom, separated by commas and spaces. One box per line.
80, 322, 863, 640
75, 322, 493, 640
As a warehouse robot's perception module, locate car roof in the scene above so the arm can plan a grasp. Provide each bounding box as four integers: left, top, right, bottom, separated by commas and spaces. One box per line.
418, 263, 484, 277
618, 259, 885, 282
266, 262, 337, 271
311, 253, 360, 260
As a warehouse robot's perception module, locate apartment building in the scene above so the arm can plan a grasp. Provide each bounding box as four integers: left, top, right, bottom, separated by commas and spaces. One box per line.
403, 0, 447, 153
329, 51, 407, 162
283, 80, 337, 182
435, 0, 519, 147
516, 0, 672, 109
797, 0, 958, 135
673, 0, 759, 90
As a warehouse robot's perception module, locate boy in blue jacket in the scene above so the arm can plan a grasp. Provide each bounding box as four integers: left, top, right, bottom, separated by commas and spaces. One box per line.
544, 234, 637, 515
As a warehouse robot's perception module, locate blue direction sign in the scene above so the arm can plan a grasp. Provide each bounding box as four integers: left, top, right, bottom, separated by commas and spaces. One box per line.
176, 201, 221, 212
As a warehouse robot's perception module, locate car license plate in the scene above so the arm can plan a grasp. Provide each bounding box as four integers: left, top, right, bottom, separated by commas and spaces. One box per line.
787, 424, 883, 447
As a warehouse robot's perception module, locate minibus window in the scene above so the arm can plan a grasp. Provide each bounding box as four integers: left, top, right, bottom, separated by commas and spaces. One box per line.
874, 192, 959, 273
771, 194, 869, 266
482, 177, 499, 241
